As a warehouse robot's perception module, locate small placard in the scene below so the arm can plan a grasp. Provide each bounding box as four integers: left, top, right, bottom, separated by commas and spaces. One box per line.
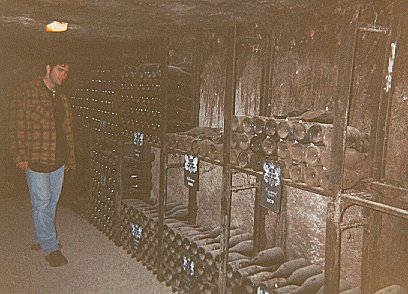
133, 131, 144, 146
181, 255, 196, 292
184, 154, 199, 191
261, 159, 283, 213
130, 223, 143, 251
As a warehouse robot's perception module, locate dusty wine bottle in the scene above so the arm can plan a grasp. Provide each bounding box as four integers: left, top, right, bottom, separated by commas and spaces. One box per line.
241, 116, 253, 134
262, 136, 277, 156
292, 121, 313, 143
276, 139, 294, 159
239, 247, 285, 268
277, 119, 293, 140
303, 165, 324, 188
265, 118, 278, 136
288, 141, 305, 163
289, 164, 305, 183
291, 273, 324, 294
250, 134, 267, 154
274, 264, 322, 288
237, 151, 250, 168
252, 117, 266, 135
304, 143, 321, 165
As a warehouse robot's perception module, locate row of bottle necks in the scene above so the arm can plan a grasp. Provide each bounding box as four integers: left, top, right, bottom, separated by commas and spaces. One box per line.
73, 81, 190, 94
118, 198, 354, 294
167, 131, 368, 189
233, 115, 369, 152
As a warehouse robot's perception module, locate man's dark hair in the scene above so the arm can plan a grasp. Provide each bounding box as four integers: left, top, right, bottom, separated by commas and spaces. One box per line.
42, 55, 70, 75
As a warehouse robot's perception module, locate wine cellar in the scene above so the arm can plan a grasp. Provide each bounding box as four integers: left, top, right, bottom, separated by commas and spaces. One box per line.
1, 1, 408, 294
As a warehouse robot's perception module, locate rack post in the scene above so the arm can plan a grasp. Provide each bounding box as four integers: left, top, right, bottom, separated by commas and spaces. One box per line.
218, 24, 238, 294
324, 7, 360, 293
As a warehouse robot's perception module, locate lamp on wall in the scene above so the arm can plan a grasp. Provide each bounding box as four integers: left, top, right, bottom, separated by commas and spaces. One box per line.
45, 21, 68, 33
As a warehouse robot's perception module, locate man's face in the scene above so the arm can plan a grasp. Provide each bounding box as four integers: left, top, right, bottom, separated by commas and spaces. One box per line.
49, 64, 69, 86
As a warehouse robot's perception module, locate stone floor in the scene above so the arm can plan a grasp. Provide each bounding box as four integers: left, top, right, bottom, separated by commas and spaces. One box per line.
0, 190, 173, 294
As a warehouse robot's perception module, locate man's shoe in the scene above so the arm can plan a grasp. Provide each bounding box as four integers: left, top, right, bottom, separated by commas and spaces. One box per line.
31, 244, 41, 251
32, 243, 62, 251
45, 250, 68, 267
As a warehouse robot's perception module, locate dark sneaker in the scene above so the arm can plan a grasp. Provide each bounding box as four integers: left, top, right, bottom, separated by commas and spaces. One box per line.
32, 243, 62, 251
31, 244, 41, 251
45, 250, 68, 267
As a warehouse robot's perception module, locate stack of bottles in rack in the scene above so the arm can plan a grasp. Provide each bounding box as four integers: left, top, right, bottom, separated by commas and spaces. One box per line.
121, 63, 162, 145
166, 127, 224, 163
121, 141, 153, 199
167, 64, 194, 133
166, 112, 370, 191
119, 199, 359, 294
90, 140, 117, 238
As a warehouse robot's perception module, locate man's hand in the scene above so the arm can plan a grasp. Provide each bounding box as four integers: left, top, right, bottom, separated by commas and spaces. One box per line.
16, 161, 28, 171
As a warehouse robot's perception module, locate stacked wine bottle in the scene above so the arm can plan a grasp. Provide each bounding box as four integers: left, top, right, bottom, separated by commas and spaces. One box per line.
167, 64, 194, 133
166, 127, 224, 162
119, 199, 190, 276
121, 63, 162, 145
90, 142, 117, 238
166, 115, 370, 191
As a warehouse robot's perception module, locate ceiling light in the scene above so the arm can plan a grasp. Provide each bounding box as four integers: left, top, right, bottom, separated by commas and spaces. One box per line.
45, 21, 68, 33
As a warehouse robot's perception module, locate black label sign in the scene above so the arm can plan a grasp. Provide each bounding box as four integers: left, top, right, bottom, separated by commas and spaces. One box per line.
261, 160, 283, 213
181, 255, 196, 292
130, 223, 143, 251
184, 154, 199, 191
133, 131, 144, 146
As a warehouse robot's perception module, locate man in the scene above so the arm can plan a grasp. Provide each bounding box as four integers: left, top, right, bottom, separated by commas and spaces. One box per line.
9, 58, 75, 267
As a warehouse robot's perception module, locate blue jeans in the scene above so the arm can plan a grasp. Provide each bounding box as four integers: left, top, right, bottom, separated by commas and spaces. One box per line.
26, 165, 65, 255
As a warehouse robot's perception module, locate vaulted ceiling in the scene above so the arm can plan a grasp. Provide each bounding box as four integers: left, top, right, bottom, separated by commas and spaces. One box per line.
0, 0, 360, 40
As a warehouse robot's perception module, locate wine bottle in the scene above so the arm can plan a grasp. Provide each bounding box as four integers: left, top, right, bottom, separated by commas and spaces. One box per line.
241, 116, 253, 134
241, 271, 283, 294
319, 146, 367, 170
322, 125, 369, 152
277, 119, 293, 139
239, 247, 285, 268
226, 258, 253, 278
277, 140, 294, 159
229, 232, 253, 248
229, 239, 253, 256
272, 284, 300, 293
198, 139, 211, 158
304, 143, 321, 165
231, 132, 240, 149
232, 264, 281, 288
252, 117, 266, 135
265, 118, 278, 137
291, 273, 324, 294
274, 264, 322, 288
262, 136, 277, 156
208, 143, 223, 162
288, 141, 305, 163
237, 151, 250, 168
238, 133, 254, 151
292, 121, 313, 143
303, 165, 324, 188
250, 134, 267, 154
289, 164, 305, 183
255, 258, 310, 288
307, 123, 328, 145
250, 153, 266, 172
214, 252, 250, 270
